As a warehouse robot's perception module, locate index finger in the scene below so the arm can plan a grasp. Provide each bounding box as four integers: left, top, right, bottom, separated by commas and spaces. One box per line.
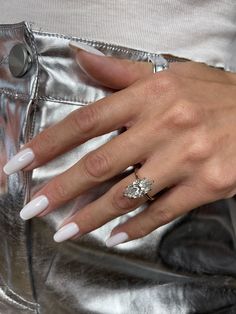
3, 82, 143, 175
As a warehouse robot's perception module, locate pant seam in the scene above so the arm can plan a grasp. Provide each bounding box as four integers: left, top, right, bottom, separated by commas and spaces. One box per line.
32, 29, 151, 57
0, 89, 91, 105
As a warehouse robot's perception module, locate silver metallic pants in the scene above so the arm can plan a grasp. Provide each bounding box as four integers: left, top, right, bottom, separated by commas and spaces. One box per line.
1, 21, 236, 314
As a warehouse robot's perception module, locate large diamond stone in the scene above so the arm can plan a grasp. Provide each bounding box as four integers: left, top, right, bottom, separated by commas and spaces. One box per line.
147, 53, 169, 72
123, 178, 153, 199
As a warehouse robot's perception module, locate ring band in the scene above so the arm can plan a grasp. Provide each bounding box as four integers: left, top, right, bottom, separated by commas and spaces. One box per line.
123, 167, 155, 201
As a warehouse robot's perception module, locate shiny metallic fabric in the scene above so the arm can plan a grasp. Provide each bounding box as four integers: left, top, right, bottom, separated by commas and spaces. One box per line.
0, 21, 236, 314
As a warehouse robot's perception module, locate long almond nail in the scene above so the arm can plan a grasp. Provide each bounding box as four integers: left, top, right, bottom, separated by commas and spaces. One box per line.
53, 223, 79, 242
20, 195, 49, 220
3, 148, 35, 175
105, 232, 129, 247
69, 40, 105, 56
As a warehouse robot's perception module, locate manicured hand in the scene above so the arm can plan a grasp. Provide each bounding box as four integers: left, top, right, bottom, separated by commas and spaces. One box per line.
3, 44, 236, 246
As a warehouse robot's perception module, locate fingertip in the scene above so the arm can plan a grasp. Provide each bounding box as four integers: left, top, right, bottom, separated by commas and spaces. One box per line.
69, 40, 105, 56
53, 222, 80, 243
105, 231, 129, 247
75, 50, 153, 89
3, 148, 35, 175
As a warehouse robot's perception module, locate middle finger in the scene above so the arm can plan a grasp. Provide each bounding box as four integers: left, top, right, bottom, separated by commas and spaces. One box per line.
19, 123, 151, 220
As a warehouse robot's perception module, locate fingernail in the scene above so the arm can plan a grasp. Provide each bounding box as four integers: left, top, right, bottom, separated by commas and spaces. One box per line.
69, 40, 105, 56
3, 148, 35, 175
20, 195, 49, 220
53, 222, 79, 242
105, 232, 129, 247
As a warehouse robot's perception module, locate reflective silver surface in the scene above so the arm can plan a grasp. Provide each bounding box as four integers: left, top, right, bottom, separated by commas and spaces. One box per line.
8, 43, 32, 78
0, 21, 236, 314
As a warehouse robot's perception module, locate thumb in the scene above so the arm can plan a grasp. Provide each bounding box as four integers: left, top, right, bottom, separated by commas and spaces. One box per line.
69, 42, 153, 89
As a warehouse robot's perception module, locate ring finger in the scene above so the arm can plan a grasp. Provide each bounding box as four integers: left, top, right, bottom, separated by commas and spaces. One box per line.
19, 123, 154, 220
52, 156, 184, 242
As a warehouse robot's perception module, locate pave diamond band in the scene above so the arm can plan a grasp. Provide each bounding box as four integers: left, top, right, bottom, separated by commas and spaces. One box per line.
123, 168, 155, 201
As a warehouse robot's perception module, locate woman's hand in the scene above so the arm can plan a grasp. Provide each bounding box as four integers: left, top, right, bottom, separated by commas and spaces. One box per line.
3, 48, 236, 246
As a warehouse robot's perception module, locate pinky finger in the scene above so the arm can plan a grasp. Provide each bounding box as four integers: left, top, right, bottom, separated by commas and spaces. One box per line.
105, 184, 211, 247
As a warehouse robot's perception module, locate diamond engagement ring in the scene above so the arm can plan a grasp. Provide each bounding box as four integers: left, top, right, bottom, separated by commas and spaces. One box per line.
123, 168, 155, 201
147, 53, 169, 73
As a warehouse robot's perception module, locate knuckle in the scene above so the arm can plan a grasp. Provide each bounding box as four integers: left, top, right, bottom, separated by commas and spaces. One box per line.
148, 206, 173, 226
185, 130, 212, 162
203, 171, 222, 193
148, 72, 177, 94
33, 129, 57, 154
154, 207, 173, 226
167, 100, 201, 129
49, 180, 69, 203
72, 105, 98, 134
84, 150, 111, 179
111, 186, 140, 214
203, 165, 234, 194
136, 221, 150, 238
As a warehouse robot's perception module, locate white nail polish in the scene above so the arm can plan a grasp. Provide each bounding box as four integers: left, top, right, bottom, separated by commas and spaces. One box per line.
69, 40, 105, 56
20, 195, 49, 220
3, 148, 35, 175
105, 232, 129, 247
53, 222, 79, 243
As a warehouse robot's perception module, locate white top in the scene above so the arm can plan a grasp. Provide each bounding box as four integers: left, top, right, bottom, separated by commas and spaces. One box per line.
1, 0, 236, 71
